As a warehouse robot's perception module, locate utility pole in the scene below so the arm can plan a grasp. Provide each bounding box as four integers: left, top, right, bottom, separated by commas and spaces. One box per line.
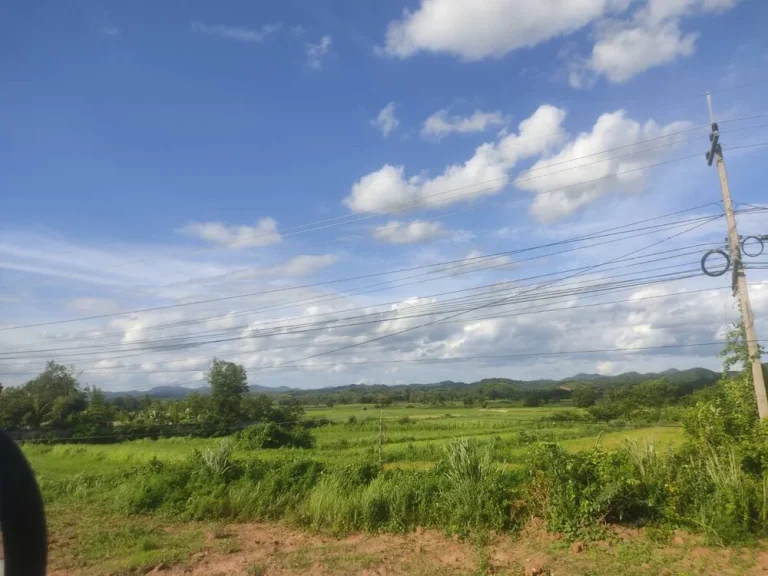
706, 91, 768, 419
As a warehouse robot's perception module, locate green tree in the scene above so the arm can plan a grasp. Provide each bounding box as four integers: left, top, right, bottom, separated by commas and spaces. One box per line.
24, 361, 86, 427
572, 386, 597, 408
630, 379, 677, 408
207, 358, 248, 421
683, 322, 762, 448
523, 392, 543, 407
0, 387, 34, 429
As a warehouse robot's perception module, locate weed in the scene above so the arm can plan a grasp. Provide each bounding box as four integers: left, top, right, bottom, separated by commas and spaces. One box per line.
246, 561, 268, 576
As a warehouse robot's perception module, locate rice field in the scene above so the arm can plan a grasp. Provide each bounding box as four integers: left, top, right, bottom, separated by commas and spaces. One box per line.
21, 403, 684, 480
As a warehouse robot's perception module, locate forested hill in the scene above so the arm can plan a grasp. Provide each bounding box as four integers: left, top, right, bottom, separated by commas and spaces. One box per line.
105, 367, 721, 401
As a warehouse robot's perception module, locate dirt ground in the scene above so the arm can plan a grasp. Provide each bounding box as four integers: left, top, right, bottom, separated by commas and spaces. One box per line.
46, 518, 768, 576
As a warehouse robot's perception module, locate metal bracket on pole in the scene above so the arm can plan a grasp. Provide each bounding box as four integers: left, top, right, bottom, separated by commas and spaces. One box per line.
706, 123, 721, 167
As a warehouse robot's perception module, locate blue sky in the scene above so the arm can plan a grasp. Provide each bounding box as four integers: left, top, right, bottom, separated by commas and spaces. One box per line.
2, 0, 768, 391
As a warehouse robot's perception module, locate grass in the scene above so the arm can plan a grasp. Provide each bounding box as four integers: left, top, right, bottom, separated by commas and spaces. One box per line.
22, 404, 683, 478
22, 403, 695, 574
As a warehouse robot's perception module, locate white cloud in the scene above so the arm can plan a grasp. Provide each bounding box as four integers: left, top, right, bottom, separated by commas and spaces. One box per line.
371, 102, 400, 137
596, 360, 615, 375
306, 35, 333, 69
381, 0, 631, 60
569, 0, 739, 86
190, 22, 281, 44
99, 25, 121, 39
348, 105, 691, 223
514, 110, 691, 221
344, 104, 567, 214
3, 220, 767, 392
379, 0, 736, 84
422, 109, 506, 140
261, 254, 339, 277
68, 298, 121, 315
372, 220, 450, 244
178, 218, 282, 249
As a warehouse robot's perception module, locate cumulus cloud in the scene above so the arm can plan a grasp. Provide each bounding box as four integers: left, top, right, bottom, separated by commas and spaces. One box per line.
344, 104, 567, 214
260, 254, 339, 277
371, 102, 400, 137
347, 104, 690, 222
569, 0, 738, 86
379, 0, 736, 84
381, 0, 630, 60
178, 218, 282, 249
372, 220, 450, 244
422, 109, 506, 140
514, 110, 692, 221
306, 35, 332, 69
190, 22, 281, 44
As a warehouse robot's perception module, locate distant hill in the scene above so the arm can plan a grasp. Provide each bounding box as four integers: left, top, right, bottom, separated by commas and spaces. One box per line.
103, 367, 721, 400
104, 383, 293, 400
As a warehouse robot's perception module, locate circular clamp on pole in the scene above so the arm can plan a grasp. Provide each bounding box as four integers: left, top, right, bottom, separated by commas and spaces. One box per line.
701, 249, 731, 277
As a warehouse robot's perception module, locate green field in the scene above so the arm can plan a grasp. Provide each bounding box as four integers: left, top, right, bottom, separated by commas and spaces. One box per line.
22, 404, 683, 479
21, 403, 703, 575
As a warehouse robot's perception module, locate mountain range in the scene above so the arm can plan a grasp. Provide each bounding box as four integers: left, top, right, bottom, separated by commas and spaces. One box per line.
103, 367, 721, 399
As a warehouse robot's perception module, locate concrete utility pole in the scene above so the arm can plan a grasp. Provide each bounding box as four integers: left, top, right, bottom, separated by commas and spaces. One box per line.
706, 91, 768, 419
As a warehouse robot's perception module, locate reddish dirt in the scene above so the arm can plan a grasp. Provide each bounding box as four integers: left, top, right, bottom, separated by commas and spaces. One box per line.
132, 523, 475, 576
47, 520, 768, 576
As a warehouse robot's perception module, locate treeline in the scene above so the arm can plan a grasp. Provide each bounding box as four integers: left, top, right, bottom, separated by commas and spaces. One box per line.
0, 358, 726, 439
0, 359, 308, 442
273, 370, 720, 407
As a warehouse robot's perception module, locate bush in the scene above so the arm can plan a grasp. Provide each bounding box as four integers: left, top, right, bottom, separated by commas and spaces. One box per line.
236, 422, 315, 449
544, 410, 593, 423
527, 442, 662, 536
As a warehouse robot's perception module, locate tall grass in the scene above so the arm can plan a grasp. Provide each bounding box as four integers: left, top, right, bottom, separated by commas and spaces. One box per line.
438, 438, 512, 533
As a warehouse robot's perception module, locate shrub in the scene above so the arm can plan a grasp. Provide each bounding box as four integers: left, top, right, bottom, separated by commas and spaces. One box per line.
544, 409, 593, 423
236, 422, 315, 449
527, 443, 660, 536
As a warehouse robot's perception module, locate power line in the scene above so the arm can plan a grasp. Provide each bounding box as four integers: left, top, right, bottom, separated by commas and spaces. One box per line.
263, 216, 723, 370
0, 257, 708, 361
116, 126, 724, 288
1, 223, 731, 358
3, 337, 754, 378
1, 267, 723, 376
0, 276, 732, 376
723, 142, 768, 152
246, 340, 768, 371
0, 201, 725, 332
2, 214, 727, 354
9, 118, 761, 294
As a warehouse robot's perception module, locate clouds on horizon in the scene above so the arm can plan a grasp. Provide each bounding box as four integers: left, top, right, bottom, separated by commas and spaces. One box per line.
2, 212, 765, 392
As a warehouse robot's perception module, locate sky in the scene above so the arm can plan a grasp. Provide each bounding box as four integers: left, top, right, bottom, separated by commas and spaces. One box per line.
2, 0, 768, 392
